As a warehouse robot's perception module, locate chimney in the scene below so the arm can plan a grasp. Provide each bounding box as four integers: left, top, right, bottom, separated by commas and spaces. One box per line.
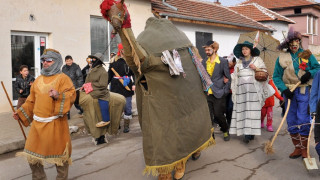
214, 0, 221, 5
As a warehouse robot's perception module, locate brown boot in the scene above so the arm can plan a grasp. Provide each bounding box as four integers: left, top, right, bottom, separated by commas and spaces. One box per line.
289, 133, 302, 159
123, 119, 130, 133
158, 173, 172, 180
300, 135, 309, 158
174, 161, 185, 180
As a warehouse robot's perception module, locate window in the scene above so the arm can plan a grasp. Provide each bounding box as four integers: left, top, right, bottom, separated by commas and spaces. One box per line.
90, 16, 110, 62
294, 8, 301, 14
195, 32, 213, 60
308, 15, 318, 35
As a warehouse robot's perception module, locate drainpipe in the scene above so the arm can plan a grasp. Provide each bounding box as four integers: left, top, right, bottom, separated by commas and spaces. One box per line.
162, 0, 178, 11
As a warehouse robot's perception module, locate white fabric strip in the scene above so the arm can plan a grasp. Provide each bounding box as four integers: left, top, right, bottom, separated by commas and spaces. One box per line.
33, 114, 59, 123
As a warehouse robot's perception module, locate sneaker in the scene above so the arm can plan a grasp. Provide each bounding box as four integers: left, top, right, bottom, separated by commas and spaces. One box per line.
267, 126, 273, 132
223, 132, 230, 141
96, 121, 110, 127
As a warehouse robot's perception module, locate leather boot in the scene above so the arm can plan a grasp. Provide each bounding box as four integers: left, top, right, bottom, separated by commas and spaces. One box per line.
123, 119, 130, 133
289, 133, 302, 159
158, 173, 172, 180
300, 135, 309, 158
174, 161, 185, 180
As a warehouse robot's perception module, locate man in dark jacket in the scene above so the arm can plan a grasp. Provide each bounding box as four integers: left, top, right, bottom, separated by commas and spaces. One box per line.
14, 65, 35, 109
108, 43, 135, 133
62, 55, 84, 115
202, 40, 231, 141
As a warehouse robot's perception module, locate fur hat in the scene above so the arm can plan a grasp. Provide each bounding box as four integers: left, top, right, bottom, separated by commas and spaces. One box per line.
202, 40, 219, 52
278, 27, 302, 50
233, 41, 260, 58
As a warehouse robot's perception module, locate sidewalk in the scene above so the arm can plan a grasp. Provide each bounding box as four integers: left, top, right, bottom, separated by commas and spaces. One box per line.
0, 107, 84, 155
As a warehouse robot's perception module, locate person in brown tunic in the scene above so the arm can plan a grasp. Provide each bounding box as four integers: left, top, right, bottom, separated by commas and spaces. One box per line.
13, 49, 76, 180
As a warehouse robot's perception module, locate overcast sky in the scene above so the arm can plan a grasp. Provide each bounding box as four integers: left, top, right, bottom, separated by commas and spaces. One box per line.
205, 0, 320, 6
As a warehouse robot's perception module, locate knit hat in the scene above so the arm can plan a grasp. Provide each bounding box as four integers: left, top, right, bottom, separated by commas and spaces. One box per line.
233, 41, 260, 58
202, 40, 219, 52
278, 27, 302, 50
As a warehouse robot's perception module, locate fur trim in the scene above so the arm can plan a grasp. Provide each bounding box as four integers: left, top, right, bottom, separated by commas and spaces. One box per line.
143, 128, 215, 176
298, 49, 312, 59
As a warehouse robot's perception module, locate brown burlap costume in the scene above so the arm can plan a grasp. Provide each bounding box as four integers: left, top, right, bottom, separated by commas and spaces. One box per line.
118, 17, 215, 175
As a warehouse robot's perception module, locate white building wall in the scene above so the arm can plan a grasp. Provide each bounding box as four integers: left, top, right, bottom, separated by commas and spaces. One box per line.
262, 21, 289, 42
0, 0, 153, 113
173, 22, 250, 57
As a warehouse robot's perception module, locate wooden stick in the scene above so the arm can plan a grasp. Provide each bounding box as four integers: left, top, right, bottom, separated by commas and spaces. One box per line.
265, 81, 301, 154
307, 116, 315, 164
111, 68, 131, 91
1, 81, 27, 140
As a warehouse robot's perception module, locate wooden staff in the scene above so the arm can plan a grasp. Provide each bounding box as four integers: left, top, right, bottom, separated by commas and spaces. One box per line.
264, 81, 301, 154
1, 81, 27, 140
111, 68, 131, 91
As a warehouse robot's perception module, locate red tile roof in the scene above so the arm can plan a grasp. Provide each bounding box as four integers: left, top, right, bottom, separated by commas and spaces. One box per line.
230, 3, 295, 23
151, 0, 274, 31
240, 0, 316, 9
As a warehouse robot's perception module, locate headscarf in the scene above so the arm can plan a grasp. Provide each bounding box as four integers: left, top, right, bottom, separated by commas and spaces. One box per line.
40, 49, 63, 76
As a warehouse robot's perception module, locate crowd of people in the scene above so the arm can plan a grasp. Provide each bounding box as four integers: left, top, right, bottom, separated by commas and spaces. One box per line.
11, 27, 320, 179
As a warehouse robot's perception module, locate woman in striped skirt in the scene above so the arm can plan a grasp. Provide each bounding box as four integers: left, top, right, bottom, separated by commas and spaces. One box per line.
229, 41, 273, 143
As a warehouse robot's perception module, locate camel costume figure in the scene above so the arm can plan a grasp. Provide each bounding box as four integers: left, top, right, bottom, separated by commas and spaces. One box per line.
100, 0, 215, 179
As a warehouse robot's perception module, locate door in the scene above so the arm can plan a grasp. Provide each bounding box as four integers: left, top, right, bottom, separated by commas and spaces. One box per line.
11, 32, 48, 105
196, 31, 213, 60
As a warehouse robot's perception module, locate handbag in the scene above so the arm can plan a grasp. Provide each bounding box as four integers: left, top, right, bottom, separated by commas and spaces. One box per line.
83, 82, 93, 94
255, 68, 268, 82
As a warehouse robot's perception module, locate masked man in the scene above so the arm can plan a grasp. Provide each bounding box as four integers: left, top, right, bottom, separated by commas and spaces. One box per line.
273, 28, 320, 159
13, 49, 76, 180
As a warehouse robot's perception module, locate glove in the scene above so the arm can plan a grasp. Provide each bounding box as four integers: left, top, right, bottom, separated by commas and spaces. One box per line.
283, 89, 294, 99
311, 112, 317, 119
301, 71, 311, 84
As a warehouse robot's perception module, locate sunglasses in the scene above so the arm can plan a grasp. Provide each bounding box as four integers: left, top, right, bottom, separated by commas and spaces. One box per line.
41, 58, 54, 63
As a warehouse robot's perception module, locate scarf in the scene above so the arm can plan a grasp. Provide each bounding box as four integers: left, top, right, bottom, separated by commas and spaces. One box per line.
40, 49, 63, 76
240, 56, 252, 68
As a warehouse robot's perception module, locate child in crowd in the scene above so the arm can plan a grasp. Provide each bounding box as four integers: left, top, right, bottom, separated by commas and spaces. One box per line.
14, 65, 35, 109
261, 79, 283, 132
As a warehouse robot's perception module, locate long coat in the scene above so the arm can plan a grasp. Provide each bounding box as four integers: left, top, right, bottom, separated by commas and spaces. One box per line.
85, 65, 110, 101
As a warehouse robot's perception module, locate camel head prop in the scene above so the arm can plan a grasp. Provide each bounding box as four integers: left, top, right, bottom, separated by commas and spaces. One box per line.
100, 0, 131, 32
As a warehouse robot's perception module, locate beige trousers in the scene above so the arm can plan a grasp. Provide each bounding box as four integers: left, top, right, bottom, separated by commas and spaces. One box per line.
29, 163, 69, 180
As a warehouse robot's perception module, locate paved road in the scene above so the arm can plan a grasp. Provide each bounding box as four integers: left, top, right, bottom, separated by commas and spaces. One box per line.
1, 107, 320, 180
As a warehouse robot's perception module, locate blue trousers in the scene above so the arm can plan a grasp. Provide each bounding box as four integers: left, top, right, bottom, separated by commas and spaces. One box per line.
98, 99, 110, 122
125, 96, 132, 116
284, 87, 310, 136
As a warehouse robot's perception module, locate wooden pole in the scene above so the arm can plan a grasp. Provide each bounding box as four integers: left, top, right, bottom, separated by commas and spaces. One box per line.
1, 81, 27, 140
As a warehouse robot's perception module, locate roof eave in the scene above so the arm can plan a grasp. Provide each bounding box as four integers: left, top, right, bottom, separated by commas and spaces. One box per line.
269, 3, 320, 11
158, 12, 274, 32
